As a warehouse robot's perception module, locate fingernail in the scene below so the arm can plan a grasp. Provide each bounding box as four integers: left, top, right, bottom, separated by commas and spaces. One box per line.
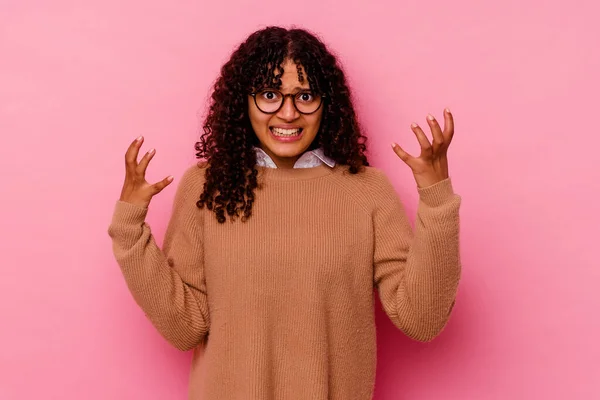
427, 114, 435, 121
136, 136, 143, 141
167, 176, 174, 182
445, 108, 451, 114
148, 148, 155, 154
411, 123, 418, 128
391, 142, 398, 149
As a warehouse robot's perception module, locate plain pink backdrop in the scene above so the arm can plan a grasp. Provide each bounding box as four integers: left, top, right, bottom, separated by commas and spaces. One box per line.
1, 0, 598, 399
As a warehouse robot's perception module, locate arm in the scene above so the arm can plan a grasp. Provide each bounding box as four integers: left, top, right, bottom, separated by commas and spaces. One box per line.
373, 174, 461, 342
107, 165, 209, 350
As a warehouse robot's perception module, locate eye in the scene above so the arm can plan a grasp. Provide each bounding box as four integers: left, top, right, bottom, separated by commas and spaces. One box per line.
259, 90, 281, 102
297, 92, 314, 102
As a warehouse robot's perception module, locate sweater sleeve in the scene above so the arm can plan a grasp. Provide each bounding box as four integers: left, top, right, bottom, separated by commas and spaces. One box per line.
372, 173, 461, 342
107, 165, 209, 351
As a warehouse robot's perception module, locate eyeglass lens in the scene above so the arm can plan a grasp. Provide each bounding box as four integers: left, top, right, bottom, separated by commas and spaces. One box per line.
254, 89, 322, 114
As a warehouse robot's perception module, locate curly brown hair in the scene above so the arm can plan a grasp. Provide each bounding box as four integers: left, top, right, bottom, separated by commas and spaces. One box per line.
195, 26, 369, 223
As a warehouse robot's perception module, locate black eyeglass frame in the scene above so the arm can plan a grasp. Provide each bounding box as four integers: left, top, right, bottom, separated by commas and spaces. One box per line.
249, 89, 326, 115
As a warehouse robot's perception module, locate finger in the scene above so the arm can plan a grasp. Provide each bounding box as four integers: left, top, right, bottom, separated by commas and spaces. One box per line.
391, 142, 413, 164
150, 175, 174, 195
426, 114, 445, 153
443, 108, 455, 144
125, 136, 144, 173
137, 148, 155, 176
410, 123, 433, 158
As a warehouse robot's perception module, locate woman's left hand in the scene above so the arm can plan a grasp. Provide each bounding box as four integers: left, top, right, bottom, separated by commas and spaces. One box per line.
391, 108, 455, 188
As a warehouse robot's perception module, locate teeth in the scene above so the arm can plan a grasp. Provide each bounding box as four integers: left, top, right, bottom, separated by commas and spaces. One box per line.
272, 128, 301, 136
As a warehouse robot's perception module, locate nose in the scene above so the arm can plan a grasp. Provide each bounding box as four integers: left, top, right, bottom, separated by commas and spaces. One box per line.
277, 95, 300, 121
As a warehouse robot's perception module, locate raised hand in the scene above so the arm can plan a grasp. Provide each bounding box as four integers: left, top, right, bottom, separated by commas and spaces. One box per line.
119, 136, 174, 208
391, 108, 455, 188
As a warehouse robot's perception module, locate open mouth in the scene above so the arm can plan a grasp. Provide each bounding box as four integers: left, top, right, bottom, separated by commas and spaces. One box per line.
270, 127, 303, 137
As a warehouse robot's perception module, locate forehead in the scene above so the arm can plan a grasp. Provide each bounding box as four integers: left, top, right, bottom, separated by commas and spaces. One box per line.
270, 60, 310, 90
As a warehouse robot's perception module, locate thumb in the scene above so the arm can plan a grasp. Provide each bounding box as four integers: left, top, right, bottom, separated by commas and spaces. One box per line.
391, 143, 412, 164
150, 175, 174, 195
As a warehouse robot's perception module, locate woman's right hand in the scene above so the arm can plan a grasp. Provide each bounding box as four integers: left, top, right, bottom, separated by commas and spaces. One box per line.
119, 136, 174, 209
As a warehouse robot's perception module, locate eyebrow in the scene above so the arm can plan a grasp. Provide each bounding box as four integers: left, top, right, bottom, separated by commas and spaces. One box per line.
279, 86, 312, 92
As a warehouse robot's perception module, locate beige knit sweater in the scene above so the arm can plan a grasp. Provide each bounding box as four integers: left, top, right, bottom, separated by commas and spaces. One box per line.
107, 162, 461, 399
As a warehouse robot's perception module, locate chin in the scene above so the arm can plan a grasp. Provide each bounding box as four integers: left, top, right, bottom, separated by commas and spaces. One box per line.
264, 133, 316, 155
266, 144, 306, 158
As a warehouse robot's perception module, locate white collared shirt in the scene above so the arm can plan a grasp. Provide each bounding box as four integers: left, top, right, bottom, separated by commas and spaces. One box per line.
254, 147, 336, 169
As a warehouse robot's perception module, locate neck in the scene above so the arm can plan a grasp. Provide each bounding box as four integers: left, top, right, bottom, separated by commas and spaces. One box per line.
261, 147, 300, 169
274, 158, 299, 169
257, 162, 336, 181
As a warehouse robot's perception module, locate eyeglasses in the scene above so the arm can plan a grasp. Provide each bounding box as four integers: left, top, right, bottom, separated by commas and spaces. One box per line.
250, 89, 324, 115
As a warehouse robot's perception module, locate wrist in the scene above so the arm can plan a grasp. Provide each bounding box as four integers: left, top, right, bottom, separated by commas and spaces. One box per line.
118, 196, 150, 209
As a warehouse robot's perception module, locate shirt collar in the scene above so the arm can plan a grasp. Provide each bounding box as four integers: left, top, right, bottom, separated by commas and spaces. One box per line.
254, 147, 336, 169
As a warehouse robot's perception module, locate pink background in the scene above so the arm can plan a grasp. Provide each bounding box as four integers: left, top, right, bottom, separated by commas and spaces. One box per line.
1, 0, 598, 399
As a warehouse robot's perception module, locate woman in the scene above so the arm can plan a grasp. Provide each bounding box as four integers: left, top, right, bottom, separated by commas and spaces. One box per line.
108, 26, 461, 400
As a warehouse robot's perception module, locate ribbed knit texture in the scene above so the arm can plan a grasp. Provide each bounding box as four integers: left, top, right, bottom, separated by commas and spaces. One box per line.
107, 162, 461, 400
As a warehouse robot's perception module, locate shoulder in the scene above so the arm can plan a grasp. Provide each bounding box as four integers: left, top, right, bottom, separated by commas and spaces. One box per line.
182, 160, 209, 181
175, 161, 209, 198
330, 165, 401, 210
334, 165, 396, 191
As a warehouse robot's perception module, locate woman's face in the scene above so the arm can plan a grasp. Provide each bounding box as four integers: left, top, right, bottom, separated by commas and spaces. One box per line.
248, 59, 323, 169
